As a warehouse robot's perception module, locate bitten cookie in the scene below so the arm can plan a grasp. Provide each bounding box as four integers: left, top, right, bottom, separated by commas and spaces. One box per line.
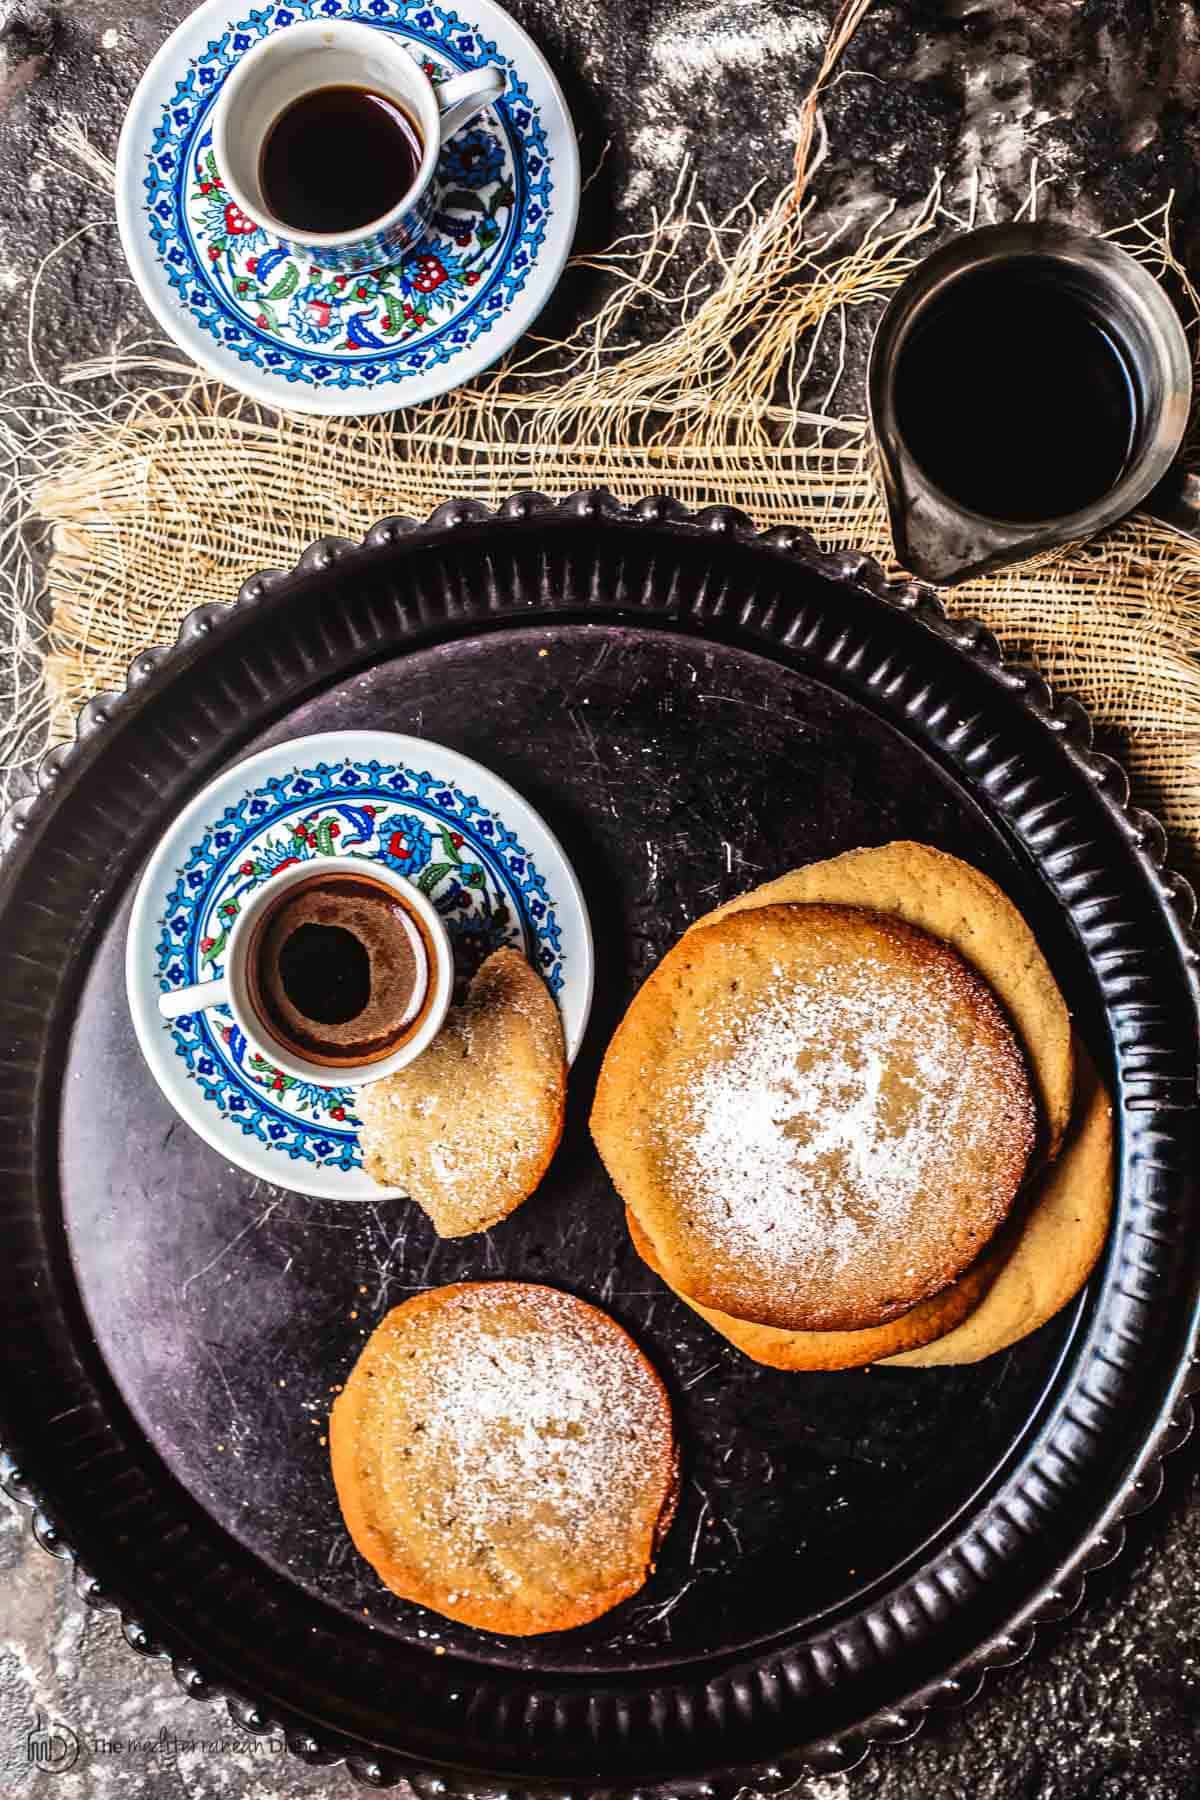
329, 1282, 679, 1635
358, 948, 566, 1236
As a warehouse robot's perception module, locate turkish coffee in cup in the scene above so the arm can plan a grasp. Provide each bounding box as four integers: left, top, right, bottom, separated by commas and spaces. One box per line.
246, 870, 439, 1068
157, 855, 454, 1087
259, 86, 424, 236
210, 19, 505, 274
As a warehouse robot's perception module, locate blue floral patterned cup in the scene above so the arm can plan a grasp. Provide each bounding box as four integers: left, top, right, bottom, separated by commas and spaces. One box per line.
211, 18, 505, 275
157, 855, 455, 1086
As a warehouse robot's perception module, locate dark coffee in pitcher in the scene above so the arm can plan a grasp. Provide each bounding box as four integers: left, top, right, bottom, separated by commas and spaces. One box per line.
892, 263, 1142, 523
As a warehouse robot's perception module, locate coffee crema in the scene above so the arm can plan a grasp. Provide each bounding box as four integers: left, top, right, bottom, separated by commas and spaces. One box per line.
246, 872, 436, 1068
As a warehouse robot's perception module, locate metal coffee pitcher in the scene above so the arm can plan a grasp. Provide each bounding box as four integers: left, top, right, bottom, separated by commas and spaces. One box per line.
867, 221, 1200, 586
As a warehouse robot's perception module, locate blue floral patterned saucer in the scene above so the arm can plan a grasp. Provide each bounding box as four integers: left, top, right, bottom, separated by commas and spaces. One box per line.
115, 0, 578, 414
126, 732, 594, 1199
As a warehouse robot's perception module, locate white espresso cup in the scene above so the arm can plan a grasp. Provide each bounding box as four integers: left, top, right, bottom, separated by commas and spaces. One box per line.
157, 856, 454, 1087
211, 19, 506, 274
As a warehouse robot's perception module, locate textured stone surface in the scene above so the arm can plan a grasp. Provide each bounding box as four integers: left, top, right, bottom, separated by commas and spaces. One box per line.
3, 0, 1200, 1796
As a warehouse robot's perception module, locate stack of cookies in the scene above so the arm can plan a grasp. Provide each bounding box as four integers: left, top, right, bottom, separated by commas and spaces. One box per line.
591, 843, 1113, 1370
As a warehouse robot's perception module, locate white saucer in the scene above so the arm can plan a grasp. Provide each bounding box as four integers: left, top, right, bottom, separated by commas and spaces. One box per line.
126, 731, 594, 1199
115, 0, 579, 414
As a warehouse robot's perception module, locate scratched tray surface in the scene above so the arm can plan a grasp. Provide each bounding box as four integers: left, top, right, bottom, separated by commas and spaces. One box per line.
1, 500, 1197, 1793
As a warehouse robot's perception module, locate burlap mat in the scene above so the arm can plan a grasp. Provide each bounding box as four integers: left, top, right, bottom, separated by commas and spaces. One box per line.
3, 0, 1200, 871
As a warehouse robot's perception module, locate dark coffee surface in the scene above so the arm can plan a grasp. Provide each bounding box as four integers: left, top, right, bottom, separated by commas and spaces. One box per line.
250, 872, 429, 1063
259, 85, 422, 233
278, 922, 369, 1023
894, 267, 1140, 523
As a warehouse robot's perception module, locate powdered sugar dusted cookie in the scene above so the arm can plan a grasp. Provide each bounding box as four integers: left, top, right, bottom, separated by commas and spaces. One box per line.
689, 841, 1073, 1162
624, 1206, 1009, 1372
358, 948, 566, 1236
329, 1282, 679, 1634
592, 903, 1036, 1333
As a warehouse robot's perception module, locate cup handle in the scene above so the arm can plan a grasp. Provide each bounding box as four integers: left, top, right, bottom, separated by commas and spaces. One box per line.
435, 65, 506, 144
159, 975, 232, 1020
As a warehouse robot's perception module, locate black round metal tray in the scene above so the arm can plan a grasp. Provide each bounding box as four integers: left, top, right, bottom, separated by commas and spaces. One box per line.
1, 491, 1198, 1796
